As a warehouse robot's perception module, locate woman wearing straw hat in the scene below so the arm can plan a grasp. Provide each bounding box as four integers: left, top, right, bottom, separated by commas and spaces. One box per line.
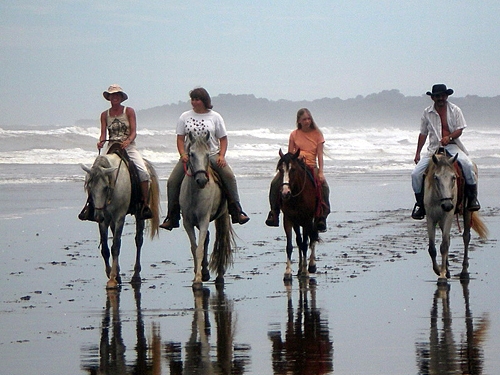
79, 84, 152, 220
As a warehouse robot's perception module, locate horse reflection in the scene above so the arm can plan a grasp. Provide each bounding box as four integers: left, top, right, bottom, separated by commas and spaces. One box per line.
268, 280, 333, 374
164, 287, 250, 375
416, 281, 490, 374
81, 285, 161, 375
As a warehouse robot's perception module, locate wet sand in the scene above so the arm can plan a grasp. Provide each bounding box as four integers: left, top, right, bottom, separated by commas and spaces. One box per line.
0, 172, 499, 374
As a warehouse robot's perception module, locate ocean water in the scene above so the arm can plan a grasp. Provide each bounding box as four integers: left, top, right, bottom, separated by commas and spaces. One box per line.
0, 124, 499, 185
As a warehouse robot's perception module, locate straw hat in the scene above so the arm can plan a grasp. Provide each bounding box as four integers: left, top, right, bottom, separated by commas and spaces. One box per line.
103, 84, 128, 101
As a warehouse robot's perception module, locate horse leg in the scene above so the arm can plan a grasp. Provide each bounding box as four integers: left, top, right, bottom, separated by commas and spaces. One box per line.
308, 239, 317, 274
294, 224, 304, 277
299, 233, 309, 279
107, 218, 125, 289
202, 230, 210, 282
438, 217, 453, 282
99, 222, 111, 279
193, 222, 210, 289
426, 219, 440, 277
131, 218, 145, 285
461, 211, 472, 280
283, 219, 294, 282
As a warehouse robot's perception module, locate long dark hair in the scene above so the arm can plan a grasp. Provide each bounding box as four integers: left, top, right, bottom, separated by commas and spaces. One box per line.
189, 87, 213, 110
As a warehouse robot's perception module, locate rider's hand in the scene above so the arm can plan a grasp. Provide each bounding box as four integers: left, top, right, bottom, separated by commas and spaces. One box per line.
217, 154, 227, 168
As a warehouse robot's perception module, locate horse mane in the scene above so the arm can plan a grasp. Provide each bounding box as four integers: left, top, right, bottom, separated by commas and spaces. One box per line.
425, 153, 454, 181
277, 151, 307, 171
84, 155, 113, 191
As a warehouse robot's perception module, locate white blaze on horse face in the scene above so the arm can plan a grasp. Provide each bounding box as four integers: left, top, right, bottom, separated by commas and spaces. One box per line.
281, 163, 291, 197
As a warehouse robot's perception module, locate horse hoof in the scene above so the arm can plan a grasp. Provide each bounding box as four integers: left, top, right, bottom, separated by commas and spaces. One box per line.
460, 272, 470, 281
283, 274, 293, 282
215, 276, 224, 285
192, 282, 203, 291
202, 271, 210, 282
106, 280, 119, 290
437, 277, 448, 286
308, 265, 317, 274
130, 276, 142, 285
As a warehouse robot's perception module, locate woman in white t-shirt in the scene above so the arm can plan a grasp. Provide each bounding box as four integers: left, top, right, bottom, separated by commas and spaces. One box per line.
160, 87, 250, 230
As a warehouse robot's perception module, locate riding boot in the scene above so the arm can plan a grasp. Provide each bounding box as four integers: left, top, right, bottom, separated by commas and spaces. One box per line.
265, 210, 280, 227
228, 202, 250, 225
138, 181, 153, 220
465, 184, 481, 211
411, 192, 425, 220
159, 203, 181, 230
78, 196, 97, 222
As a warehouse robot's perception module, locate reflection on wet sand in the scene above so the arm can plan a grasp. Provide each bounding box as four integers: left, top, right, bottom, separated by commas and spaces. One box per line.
164, 287, 251, 374
81, 285, 161, 374
415, 281, 490, 374
268, 280, 334, 374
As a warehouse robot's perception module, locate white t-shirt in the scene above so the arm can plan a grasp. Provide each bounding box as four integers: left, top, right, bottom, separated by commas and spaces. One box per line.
176, 109, 228, 155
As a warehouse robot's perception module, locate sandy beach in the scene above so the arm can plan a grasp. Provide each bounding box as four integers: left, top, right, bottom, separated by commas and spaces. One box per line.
0, 170, 499, 374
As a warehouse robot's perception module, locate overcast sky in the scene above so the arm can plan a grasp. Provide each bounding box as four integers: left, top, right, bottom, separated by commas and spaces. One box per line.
1, 1, 499, 126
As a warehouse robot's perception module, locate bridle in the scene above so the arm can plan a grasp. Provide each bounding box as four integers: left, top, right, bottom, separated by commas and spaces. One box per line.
184, 159, 210, 181
280, 159, 308, 198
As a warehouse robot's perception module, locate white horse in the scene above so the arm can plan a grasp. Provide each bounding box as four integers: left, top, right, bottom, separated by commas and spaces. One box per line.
180, 133, 235, 289
424, 152, 487, 283
81, 152, 160, 289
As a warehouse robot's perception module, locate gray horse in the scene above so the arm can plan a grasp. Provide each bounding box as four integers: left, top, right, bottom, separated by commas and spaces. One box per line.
424, 152, 487, 283
81, 153, 160, 289
180, 133, 235, 289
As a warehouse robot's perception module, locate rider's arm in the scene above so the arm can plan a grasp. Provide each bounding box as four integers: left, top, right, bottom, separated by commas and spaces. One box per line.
217, 136, 228, 167
414, 133, 427, 164
317, 141, 325, 182
97, 111, 107, 149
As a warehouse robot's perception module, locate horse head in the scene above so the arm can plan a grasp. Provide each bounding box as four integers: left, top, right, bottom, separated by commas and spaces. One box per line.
277, 148, 301, 200
186, 133, 211, 189
81, 157, 118, 221
428, 153, 458, 212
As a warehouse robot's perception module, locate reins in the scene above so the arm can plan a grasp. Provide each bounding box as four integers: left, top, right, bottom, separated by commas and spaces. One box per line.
281, 160, 308, 197
183, 161, 209, 180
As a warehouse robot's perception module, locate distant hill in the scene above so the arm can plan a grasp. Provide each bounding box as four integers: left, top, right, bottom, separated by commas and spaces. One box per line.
76, 90, 500, 129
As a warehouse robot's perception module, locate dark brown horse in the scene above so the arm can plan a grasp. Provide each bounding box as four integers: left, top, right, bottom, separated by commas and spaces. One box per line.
276, 149, 320, 281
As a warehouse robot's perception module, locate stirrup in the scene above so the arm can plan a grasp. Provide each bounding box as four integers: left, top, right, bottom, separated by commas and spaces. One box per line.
138, 205, 153, 220
159, 216, 179, 230
317, 218, 327, 232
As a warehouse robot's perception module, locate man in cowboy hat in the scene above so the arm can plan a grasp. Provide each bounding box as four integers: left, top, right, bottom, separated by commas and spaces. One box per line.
411, 84, 480, 219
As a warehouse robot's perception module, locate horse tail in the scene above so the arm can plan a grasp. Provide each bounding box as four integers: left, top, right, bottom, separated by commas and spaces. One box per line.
146, 160, 160, 240
471, 211, 488, 239
210, 212, 236, 274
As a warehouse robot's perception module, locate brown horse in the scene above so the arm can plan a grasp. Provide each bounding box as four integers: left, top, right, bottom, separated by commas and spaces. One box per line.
276, 149, 320, 281
424, 152, 488, 283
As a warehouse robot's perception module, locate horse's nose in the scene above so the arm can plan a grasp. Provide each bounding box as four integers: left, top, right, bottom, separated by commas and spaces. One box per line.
441, 201, 454, 212
196, 177, 208, 188
281, 190, 291, 200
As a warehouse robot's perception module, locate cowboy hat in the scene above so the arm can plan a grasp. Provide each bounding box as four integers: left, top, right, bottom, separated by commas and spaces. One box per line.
426, 84, 453, 96
103, 84, 128, 101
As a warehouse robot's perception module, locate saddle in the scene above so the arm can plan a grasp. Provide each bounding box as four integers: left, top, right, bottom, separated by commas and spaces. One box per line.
107, 144, 142, 215
297, 160, 326, 218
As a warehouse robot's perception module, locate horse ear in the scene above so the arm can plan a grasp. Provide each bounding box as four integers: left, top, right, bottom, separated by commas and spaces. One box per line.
279, 148, 284, 158
81, 163, 91, 173
432, 154, 438, 164
205, 133, 210, 142
293, 148, 300, 158
188, 132, 195, 142
451, 153, 458, 163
